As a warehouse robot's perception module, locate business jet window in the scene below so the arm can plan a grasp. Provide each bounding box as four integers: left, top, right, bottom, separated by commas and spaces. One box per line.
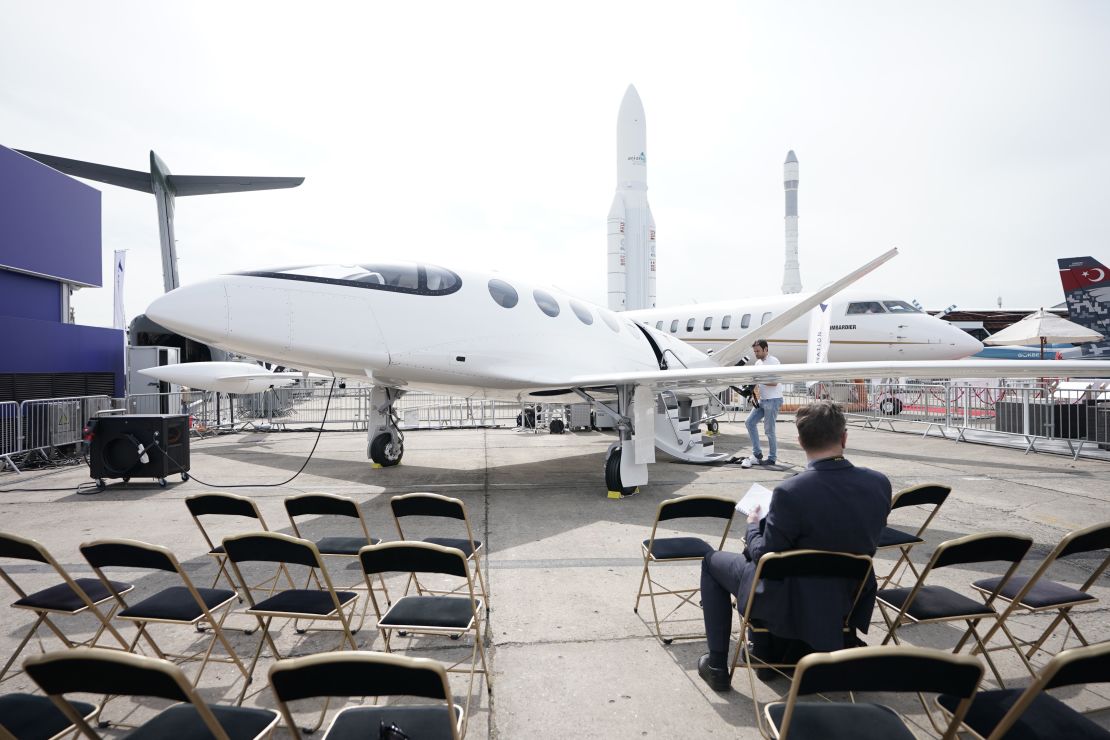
741, 313, 751, 328
703, 317, 713, 331
655, 320, 664, 330
847, 302, 888, 315
570, 300, 594, 325
686, 318, 695, 332
233, 262, 461, 296
600, 309, 622, 332
883, 300, 921, 313
761, 312, 772, 325
534, 289, 561, 317
488, 279, 518, 308
670, 320, 679, 333
721, 315, 731, 330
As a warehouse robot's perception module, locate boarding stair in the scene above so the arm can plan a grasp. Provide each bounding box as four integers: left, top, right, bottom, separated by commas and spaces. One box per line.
653, 394, 729, 464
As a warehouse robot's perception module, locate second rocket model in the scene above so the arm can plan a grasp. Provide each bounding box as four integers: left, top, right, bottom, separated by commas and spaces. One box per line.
607, 84, 656, 312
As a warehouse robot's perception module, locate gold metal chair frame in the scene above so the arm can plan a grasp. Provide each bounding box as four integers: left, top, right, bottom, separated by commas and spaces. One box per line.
875, 483, 951, 589
633, 494, 736, 644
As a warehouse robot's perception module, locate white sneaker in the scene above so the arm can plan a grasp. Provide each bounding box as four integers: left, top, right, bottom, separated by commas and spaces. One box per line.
740, 456, 759, 469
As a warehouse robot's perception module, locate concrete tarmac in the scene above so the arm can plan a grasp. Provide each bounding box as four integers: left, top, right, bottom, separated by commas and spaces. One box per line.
1, 420, 1108, 738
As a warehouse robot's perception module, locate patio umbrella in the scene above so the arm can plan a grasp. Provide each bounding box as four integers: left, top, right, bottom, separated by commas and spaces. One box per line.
983, 309, 1103, 359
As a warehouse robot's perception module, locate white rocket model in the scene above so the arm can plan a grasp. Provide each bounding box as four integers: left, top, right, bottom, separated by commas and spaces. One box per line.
607, 85, 656, 311
782, 150, 802, 294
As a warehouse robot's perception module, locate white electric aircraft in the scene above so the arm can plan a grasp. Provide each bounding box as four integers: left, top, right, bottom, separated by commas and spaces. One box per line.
143, 250, 1110, 493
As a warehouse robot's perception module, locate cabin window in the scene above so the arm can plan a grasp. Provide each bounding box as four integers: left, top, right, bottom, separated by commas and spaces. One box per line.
686, 318, 695, 332
534, 289, 560, 317
670, 319, 679, 333
883, 300, 921, 313
703, 317, 713, 331
847, 301, 887, 315
488, 279, 518, 308
570, 300, 594, 325
655, 320, 664, 330
600, 310, 622, 332
761, 311, 772, 325
741, 313, 751, 328
721, 315, 731, 330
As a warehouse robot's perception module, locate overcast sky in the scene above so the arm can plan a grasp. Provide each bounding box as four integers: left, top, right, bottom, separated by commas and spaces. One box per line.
3, 1, 1109, 328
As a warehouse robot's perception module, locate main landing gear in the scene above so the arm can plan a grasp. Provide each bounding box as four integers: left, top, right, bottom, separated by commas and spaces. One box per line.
605, 447, 638, 497
367, 386, 405, 467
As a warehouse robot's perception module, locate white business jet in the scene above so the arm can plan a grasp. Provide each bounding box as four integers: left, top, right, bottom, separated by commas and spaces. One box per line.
143, 250, 1110, 494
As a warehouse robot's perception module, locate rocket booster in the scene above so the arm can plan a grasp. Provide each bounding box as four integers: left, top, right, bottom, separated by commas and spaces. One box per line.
607, 85, 656, 311
782, 150, 802, 294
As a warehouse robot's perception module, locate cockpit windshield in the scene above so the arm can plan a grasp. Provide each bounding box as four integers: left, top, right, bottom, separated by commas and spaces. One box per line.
882, 300, 922, 313
232, 262, 461, 296
846, 301, 887, 315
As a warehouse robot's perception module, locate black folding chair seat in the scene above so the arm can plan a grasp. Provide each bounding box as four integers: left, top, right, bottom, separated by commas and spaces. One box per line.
642, 536, 715, 560
381, 596, 479, 630
250, 589, 357, 616
119, 586, 236, 622
122, 702, 279, 740
0, 693, 96, 739
937, 689, 1110, 740
765, 701, 917, 740
878, 585, 995, 621
326, 704, 462, 740
209, 544, 226, 555
13, 578, 131, 613
424, 537, 481, 557
314, 536, 381, 556
878, 527, 924, 548
974, 575, 1096, 609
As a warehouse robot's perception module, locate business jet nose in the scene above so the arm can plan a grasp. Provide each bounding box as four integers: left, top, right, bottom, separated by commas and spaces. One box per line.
145, 279, 229, 344
952, 326, 984, 358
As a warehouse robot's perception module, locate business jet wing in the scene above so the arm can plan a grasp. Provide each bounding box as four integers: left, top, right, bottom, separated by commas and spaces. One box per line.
709, 247, 899, 367
568, 359, 1110, 395
140, 362, 330, 395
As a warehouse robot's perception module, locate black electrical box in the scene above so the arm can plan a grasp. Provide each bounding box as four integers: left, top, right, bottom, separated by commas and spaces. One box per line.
85, 414, 190, 487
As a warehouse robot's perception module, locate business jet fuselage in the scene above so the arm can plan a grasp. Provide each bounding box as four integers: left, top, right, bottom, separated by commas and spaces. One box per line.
144, 260, 1108, 494
627, 291, 982, 362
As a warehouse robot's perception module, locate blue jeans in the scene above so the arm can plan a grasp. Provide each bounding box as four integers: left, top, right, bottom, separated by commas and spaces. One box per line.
745, 397, 782, 461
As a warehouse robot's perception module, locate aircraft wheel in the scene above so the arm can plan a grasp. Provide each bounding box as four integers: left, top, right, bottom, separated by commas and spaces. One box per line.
549, 418, 565, 435
370, 433, 403, 466
879, 398, 904, 416
706, 419, 719, 434
604, 448, 637, 496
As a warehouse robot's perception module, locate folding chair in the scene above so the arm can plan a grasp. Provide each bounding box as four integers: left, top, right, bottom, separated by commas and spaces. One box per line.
359, 541, 489, 738
0, 532, 130, 683
185, 492, 294, 596
269, 651, 464, 740
764, 646, 983, 740
971, 520, 1110, 662
0, 693, 98, 740
729, 550, 874, 733
222, 532, 360, 704
390, 493, 489, 609
877, 532, 1035, 688
633, 494, 736, 644
284, 493, 391, 628
79, 538, 248, 687
23, 647, 279, 739
937, 641, 1110, 739
876, 483, 951, 588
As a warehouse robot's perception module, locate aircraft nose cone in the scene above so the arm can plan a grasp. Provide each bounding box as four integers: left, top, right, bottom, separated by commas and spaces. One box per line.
145, 279, 229, 344
954, 327, 984, 358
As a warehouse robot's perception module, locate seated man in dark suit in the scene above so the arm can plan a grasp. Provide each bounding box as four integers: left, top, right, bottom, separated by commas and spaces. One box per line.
697, 400, 892, 691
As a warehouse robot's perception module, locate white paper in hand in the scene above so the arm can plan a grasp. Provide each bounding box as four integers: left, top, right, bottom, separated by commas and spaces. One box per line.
736, 483, 774, 519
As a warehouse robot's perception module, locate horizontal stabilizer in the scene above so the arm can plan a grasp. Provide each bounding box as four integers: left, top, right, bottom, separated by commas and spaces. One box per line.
169, 174, 304, 196
17, 150, 154, 192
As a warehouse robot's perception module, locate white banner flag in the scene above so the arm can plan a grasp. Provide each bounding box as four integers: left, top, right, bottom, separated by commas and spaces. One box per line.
806, 302, 831, 387
113, 250, 127, 330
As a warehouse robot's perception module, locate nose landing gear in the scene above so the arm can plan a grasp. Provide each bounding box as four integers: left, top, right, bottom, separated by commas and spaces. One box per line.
367, 386, 406, 467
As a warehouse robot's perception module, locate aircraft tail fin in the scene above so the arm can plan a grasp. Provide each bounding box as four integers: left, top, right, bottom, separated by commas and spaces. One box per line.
1057, 256, 1110, 357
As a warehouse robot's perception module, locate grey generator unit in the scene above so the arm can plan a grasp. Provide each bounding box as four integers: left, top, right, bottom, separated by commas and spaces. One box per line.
567, 404, 594, 430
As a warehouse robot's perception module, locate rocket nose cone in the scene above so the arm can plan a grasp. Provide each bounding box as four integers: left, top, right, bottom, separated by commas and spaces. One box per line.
785, 150, 798, 164
619, 84, 645, 119
146, 279, 229, 344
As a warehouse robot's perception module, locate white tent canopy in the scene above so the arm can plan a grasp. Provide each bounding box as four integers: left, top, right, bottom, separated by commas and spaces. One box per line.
983, 309, 1102, 358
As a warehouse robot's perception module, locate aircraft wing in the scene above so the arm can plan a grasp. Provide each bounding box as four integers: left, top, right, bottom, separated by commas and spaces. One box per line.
709, 247, 899, 367
566, 359, 1110, 395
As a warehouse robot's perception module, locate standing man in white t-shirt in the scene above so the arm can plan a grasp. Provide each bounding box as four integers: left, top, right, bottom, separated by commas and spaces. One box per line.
741, 339, 783, 467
